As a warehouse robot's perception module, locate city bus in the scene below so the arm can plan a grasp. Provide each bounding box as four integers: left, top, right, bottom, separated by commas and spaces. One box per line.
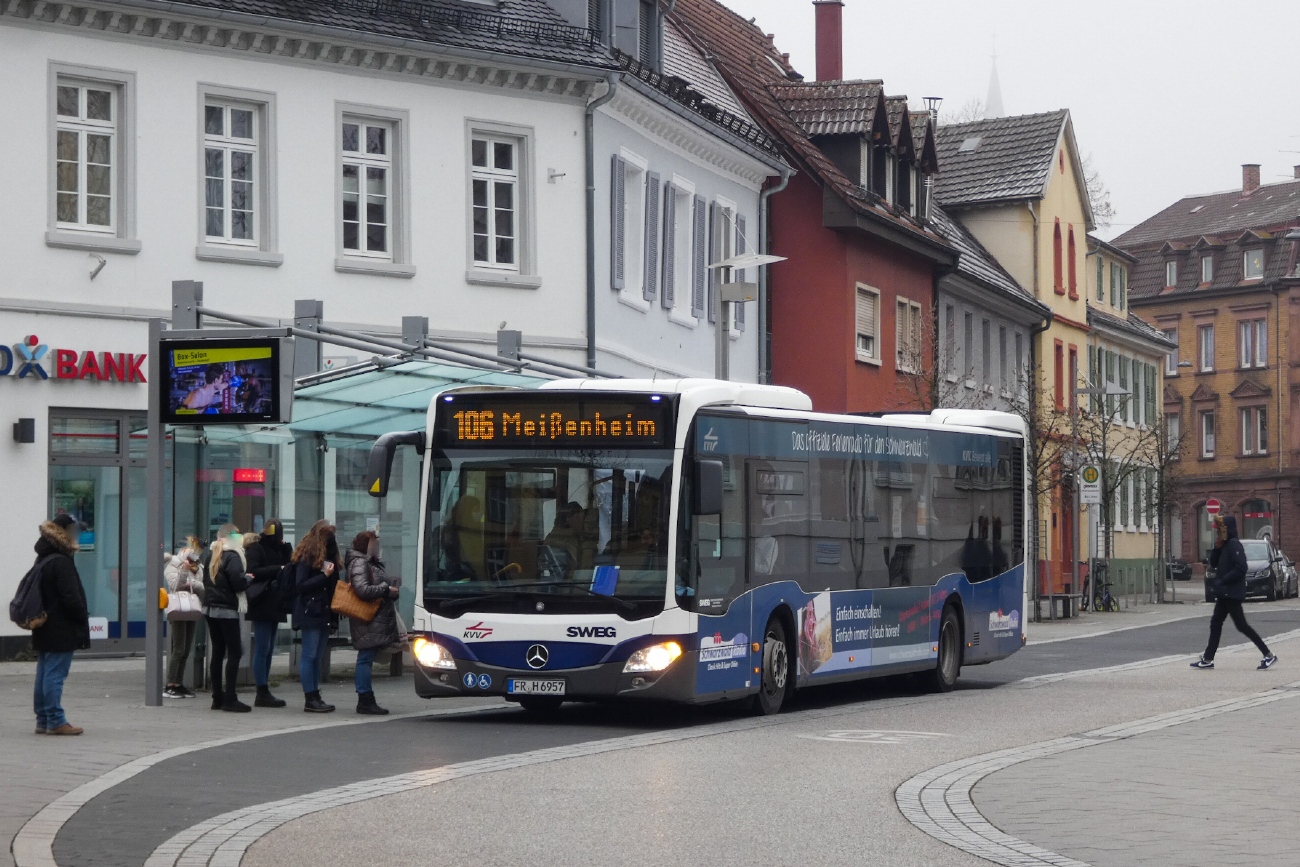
366, 379, 1028, 714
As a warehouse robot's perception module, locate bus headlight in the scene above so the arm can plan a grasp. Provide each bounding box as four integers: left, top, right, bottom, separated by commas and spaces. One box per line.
623, 641, 683, 673
412, 637, 457, 670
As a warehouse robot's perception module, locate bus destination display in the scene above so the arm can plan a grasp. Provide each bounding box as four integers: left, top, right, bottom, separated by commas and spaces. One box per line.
161, 338, 288, 425
436, 394, 672, 448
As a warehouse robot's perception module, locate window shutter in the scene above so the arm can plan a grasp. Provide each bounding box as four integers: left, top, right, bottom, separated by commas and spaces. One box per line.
1088, 346, 1099, 412
734, 214, 747, 330
691, 195, 706, 318
895, 300, 906, 368
856, 290, 876, 356
707, 202, 717, 324
1146, 364, 1156, 423
661, 185, 676, 309
610, 155, 625, 291
643, 171, 660, 302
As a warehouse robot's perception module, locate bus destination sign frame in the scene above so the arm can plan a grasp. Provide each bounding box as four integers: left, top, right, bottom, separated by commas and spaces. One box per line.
434, 393, 674, 449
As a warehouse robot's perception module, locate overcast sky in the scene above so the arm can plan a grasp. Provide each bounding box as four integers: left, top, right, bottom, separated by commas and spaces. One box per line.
718, 0, 1300, 239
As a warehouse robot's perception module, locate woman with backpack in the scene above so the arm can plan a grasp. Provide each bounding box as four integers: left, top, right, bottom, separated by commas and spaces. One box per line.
30, 515, 90, 735
163, 537, 205, 699
203, 529, 251, 713
290, 522, 342, 713
346, 530, 401, 715
245, 519, 292, 708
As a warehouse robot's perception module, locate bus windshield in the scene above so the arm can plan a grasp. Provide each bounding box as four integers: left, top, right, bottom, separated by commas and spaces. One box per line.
424, 450, 674, 617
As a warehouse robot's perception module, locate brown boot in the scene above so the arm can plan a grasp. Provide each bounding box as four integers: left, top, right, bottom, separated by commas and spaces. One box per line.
48, 723, 84, 736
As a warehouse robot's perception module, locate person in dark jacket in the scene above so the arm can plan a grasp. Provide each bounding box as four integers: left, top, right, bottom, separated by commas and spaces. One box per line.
31, 515, 90, 735
1193, 514, 1277, 670
290, 522, 342, 713
245, 519, 292, 708
203, 530, 252, 712
346, 530, 401, 715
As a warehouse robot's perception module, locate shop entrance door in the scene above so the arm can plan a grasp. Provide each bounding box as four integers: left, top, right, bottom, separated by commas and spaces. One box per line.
48, 412, 161, 650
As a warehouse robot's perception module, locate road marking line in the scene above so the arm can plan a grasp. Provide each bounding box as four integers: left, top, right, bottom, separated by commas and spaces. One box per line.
9, 701, 506, 867
896, 686, 1300, 867
1026, 601, 1300, 646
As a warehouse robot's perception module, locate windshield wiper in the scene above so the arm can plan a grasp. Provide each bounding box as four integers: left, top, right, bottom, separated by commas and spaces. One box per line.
437, 583, 637, 613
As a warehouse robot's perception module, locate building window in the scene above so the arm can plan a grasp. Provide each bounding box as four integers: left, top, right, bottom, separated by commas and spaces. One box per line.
1165, 260, 1177, 288
999, 326, 1008, 392
1088, 346, 1099, 412
1239, 319, 1266, 369
1244, 249, 1264, 280
1067, 226, 1078, 298
1201, 255, 1213, 284
1163, 328, 1178, 375
203, 103, 258, 245
1198, 324, 1214, 372
1052, 220, 1064, 294
335, 105, 414, 277
471, 135, 520, 270
944, 305, 958, 382
1200, 410, 1215, 458
855, 285, 881, 364
637, 0, 657, 65
1241, 407, 1268, 455
1014, 332, 1024, 395
662, 180, 697, 322
895, 299, 922, 373
1166, 412, 1180, 456
610, 152, 647, 300
964, 311, 974, 384
1118, 355, 1130, 423
1118, 266, 1127, 309
56, 81, 116, 232
896, 162, 912, 213
1121, 474, 1132, 529
1068, 346, 1078, 411
1104, 349, 1116, 416
1054, 341, 1064, 410
1096, 256, 1104, 302
981, 319, 991, 383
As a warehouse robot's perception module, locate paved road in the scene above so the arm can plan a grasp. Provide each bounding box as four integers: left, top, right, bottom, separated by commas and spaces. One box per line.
33, 602, 1300, 867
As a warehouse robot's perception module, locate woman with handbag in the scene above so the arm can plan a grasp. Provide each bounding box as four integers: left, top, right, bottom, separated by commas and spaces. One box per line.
163, 537, 205, 699
290, 523, 342, 713
203, 530, 252, 712
244, 519, 293, 708
345, 530, 401, 715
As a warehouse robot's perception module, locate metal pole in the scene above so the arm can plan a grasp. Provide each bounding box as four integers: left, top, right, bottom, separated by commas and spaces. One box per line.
145, 317, 166, 706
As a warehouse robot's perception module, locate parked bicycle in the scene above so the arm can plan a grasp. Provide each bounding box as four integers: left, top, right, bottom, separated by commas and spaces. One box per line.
1082, 563, 1119, 613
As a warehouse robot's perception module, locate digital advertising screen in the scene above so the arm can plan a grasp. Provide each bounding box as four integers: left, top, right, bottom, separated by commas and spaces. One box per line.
160, 338, 292, 425
433, 392, 675, 449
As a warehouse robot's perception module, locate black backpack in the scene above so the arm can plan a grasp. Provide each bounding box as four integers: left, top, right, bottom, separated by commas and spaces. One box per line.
275, 562, 298, 615
10, 555, 54, 631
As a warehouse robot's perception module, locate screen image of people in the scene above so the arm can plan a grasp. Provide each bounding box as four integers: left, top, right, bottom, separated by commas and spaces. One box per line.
167, 346, 273, 417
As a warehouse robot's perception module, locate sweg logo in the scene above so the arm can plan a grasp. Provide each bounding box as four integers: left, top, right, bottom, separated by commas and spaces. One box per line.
0, 335, 146, 383
463, 621, 493, 639
566, 626, 616, 638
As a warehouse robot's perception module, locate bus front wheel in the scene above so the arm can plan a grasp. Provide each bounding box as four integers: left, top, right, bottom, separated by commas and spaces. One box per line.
750, 617, 792, 716
924, 606, 962, 693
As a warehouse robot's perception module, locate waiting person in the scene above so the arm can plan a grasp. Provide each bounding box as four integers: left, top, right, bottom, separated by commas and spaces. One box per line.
203, 529, 252, 712
1192, 514, 1277, 670
245, 519, 292, 708
346, 530, 401, 715
163, 537, 205, 699
31, 515, 90, 736
290, 522, 342, 713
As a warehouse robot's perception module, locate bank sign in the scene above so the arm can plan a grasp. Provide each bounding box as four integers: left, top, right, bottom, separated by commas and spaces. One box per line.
0, 335, 146, 383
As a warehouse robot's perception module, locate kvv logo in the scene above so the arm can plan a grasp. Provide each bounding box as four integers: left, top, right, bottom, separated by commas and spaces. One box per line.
0, 334, 145, 383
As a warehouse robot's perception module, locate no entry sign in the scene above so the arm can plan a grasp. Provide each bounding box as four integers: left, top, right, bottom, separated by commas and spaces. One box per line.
1205, 498, 1221, 515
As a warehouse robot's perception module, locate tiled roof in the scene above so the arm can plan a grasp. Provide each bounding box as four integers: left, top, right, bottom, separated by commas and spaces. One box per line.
933, 110, 1068, 207
1112, 178, 1300, 248
885, 97, 910, 153
662, 19, 747, 117
767, 79, 882, 136
667, 0, 949, 252
160, 0, 613, 66
930, 205, 1041, 309
1087, 307, 1177, 350
1126, 233, 1299, 302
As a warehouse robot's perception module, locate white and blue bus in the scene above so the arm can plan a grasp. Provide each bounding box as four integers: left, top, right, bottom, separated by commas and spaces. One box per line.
366, 379, 1028, 714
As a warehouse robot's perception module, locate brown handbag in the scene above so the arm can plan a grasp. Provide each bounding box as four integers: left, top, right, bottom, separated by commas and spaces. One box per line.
330, 577, 380, 622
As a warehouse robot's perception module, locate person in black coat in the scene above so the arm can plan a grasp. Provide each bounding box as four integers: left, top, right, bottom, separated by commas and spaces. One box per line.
1193, 514, 1276, 670
31, 515, 90, 735
290, 521, 342, 713
245, 519, 292, 708
203, 532, 252, 712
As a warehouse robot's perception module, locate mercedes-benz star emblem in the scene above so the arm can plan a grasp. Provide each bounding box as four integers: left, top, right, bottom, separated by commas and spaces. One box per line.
526, 644, 549, 669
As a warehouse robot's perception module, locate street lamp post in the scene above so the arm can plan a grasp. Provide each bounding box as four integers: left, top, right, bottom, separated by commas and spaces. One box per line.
708, 252, 785, 381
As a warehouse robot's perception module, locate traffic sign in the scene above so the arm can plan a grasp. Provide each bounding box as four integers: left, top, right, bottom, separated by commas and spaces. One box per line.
1080, 465, 1101, 505
1205, 498, 1221, 515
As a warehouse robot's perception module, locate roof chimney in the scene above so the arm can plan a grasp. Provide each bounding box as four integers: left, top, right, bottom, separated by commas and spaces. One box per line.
1294, 165, 1300, 179
1242, 163, 1261, 195
814, 0, 843, 82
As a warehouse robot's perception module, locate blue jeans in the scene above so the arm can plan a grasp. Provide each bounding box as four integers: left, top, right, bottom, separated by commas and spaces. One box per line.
252, 621, 278, 687
354, 647, 378, 694
299, 627, 329, 694
34, 651, 75, 730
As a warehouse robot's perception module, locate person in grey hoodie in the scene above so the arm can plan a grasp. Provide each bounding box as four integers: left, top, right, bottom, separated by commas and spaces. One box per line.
1192, 514, 1277, 670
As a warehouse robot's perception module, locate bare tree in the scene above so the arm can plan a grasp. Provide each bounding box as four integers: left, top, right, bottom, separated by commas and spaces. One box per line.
1150, 406, 1189, 599
939, 97, 985, 126
894, 299, 996, 413
1082, 153, 1116, 230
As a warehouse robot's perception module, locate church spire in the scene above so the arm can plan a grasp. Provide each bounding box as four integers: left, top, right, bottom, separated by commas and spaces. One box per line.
985, 44, 1004, 119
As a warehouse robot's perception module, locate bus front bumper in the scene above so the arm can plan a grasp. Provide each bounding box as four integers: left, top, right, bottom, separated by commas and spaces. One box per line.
413, 652, 699, 703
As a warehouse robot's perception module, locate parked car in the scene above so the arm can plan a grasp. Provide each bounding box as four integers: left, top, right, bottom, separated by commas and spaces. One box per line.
1166, 559, 1193, 581
1281, 555, 1299, 599
1203, 539, 1289, 602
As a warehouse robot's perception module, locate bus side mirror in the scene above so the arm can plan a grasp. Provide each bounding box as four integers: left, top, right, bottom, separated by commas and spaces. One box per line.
365, 430, 425, 498
693, 459, 724, 515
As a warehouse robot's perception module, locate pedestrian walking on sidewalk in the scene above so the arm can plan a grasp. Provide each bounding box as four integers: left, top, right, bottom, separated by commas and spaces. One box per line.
290, 522, 341, 713
31, 515, 90, 735
163, 537, 205, 698
346, 530, 400, 715
245, 519, 292, 708
203, 529, 253, 712
1192, 515, 1277, 671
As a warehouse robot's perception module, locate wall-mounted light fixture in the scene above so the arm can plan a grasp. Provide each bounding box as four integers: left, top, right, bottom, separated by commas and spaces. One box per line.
12, 418, 35, 444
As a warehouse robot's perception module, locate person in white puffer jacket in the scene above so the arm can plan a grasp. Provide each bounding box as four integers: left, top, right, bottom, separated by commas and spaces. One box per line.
164, 536, 205, 698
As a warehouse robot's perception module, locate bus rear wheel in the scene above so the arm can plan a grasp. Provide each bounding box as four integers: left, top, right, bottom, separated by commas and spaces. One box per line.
924, 606, 962, 693
750, 617, 792, 716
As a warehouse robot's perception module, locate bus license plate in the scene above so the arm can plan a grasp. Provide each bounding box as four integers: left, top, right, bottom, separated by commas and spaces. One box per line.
507, 679, 566, 696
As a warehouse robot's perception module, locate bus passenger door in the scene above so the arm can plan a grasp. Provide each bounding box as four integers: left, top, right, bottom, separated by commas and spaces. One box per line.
692, 452, 753, 697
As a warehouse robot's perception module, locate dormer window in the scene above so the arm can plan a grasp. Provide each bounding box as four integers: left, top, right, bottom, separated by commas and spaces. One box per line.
871, 142, 888, 200
1244, 249, 1264, 280
1165, 260, 1177, 288
637, 0, 658, 66
895, 161, 911, 212
1201, 255, 1213, 284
